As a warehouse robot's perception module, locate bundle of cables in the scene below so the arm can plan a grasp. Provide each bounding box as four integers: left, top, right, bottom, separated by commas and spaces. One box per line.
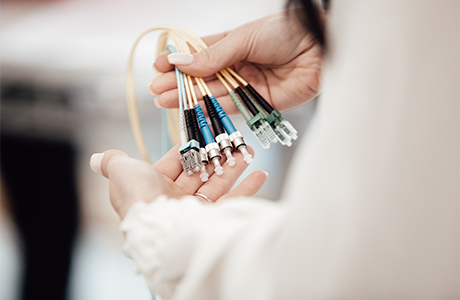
126, 26, 298, 182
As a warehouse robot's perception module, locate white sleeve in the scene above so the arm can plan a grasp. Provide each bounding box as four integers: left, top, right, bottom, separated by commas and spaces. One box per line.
120, 195, 283, 300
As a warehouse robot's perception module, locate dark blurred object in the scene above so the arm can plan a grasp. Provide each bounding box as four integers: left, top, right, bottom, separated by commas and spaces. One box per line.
1, 82, 36, 104
1, 80, 80, 300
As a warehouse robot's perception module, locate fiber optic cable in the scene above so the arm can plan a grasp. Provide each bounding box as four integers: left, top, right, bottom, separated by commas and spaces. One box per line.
185, 74, 210, 180
173, 35, 211, 179
195, 78, 236, 167
127, 25, 299, 183
226, 68, 298, 144
165, 45, 187, 146
197, 77, 252, 164
174, 26, 298, 148
126, 25, 192, 162
166, 45, 202, 177
219, 69, 277, 149
192, 78, 224, 175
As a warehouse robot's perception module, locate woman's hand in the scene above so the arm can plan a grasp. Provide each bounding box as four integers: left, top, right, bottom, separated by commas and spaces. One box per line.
90, 145, 267, 220
150, 10, 323, 114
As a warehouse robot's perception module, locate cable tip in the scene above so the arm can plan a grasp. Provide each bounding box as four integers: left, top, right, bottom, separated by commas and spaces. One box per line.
243, 154, 253, 164
200, 173, 209, 182
187, 170, 194, 176
227, 157, 236, 167
239, 146, 253, 164
214, 166, 223, 175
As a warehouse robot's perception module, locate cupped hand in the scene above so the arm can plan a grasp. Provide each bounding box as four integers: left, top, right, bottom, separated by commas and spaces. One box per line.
149, 10, 323, 115
90, 145, 267, 220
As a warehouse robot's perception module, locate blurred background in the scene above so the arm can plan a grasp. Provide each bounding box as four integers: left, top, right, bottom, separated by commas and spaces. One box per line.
0, 0, 317, 299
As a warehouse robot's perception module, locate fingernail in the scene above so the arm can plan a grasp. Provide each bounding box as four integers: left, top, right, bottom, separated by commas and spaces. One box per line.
167, 53, 194, 65
262, 171, 269, 177
154, 97, 162, 108
90, 153, 104, 175
152, 60, 158, 72
147, 83, 156, 96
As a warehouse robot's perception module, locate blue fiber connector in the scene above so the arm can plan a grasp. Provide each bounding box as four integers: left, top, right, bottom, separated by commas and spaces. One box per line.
209, 95, 236, 134
194, 104, 214, 145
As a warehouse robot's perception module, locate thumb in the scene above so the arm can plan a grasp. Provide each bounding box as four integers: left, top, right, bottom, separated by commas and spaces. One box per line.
218, 170, 268, 202
90, 150, 172, 219
168, 31, 250, 78
90, 150, 131, 178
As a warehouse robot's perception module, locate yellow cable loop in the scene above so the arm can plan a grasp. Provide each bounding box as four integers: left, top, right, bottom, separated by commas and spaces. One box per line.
127, 26, 190, 162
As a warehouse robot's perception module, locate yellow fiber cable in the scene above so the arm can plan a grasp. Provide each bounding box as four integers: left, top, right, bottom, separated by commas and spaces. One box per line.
216, 72, 232, 92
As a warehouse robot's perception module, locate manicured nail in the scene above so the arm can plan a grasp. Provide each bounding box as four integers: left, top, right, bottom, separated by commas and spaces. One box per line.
167, 53, 194, 65
90, 153, 104, 175
147, 83, 156, 96
154, 97, 162, 108
262, 171, 269, 177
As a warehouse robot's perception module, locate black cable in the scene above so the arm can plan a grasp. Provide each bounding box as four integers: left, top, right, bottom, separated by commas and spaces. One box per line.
184, 109, 196, 141
235, 87, 259, 116
203, 95, 225, 136
189, 108, 205, 147
245, 84, 274, 113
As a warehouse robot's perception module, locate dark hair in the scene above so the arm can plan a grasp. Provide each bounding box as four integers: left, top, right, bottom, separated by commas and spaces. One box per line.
286, 0, 329, 48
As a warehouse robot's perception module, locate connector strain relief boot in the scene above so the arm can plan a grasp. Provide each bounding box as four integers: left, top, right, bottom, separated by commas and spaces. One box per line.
204, 95, 225, 136
184, 109, 195, 141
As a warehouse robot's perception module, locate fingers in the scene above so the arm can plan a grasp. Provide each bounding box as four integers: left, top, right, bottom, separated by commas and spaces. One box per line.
92, 149, 129, 179
152, 31, 230, 75
218, 170, 268, 201
90, 149, 172, 219
201, 31, 230, 47
153, 144, 183, 181
167, 30, 250, 78
195, 146, 255, 201
153, 50, 174, 73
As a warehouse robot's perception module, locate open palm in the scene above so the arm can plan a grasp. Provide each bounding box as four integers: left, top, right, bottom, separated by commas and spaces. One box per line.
96, 145, 267, 220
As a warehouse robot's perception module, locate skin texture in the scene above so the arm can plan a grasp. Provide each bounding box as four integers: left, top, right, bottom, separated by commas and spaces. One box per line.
150, 10, 322, 115
98, 145, 267, 220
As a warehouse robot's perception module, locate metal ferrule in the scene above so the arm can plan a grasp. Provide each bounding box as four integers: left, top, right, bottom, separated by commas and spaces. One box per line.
215, 133, 232, 150
200, 148, 208, 164
229, 131, 246, 149
205, 142, 221, 160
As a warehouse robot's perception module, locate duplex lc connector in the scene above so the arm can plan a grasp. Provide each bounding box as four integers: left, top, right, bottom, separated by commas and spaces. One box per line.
234, 87, 278, 148
241, 87, 293, 146
245, 84, 298, 145
246, 113, 275, 150
227, 90, 271, 149
266, 110, 298, 146
179, 140, 201, 176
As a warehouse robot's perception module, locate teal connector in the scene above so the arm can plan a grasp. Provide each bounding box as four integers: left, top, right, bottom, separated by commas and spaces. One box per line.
179, 140, 201, 176
265, 110, 298, 146
246, 113, 277, 149
179, 139, 200, 153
